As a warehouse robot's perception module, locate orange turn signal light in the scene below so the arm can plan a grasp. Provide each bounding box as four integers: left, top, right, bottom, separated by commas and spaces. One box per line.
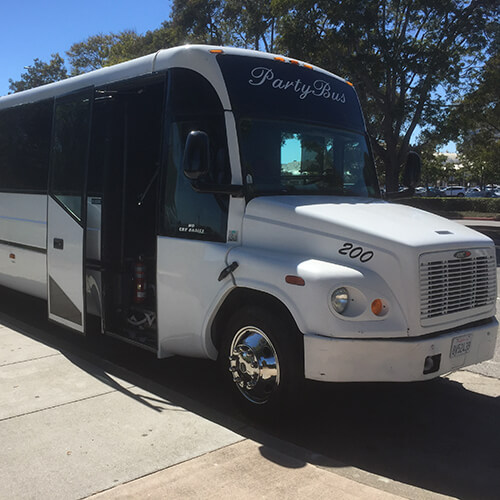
371, 299, 386, 316
285, 275, 305, 286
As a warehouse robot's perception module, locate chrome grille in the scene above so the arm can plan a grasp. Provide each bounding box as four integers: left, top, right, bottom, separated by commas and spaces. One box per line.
420, 249, 497, 323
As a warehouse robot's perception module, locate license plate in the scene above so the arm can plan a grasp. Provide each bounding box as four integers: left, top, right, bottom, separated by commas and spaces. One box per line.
450, 334, 472, 358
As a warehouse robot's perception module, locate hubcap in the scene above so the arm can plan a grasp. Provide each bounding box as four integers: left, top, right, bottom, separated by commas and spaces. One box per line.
228, 326, 280, 404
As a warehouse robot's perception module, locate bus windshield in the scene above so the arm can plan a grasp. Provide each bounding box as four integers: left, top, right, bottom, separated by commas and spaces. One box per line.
238, 119, 379, 198
217, 54, 379, 198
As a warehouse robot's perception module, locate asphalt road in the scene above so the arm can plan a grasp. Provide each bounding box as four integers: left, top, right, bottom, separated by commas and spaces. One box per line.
0, 222, 499, 500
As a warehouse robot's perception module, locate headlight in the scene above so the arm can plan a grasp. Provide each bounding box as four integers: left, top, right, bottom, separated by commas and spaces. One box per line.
331, 287, 349, 314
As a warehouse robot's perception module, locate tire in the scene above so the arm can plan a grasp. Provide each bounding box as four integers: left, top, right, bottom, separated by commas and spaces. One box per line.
218, 305, 303, 413
457, 192, 465, 197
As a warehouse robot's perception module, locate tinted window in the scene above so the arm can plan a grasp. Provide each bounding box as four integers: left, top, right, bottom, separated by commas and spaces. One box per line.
0, 99, 53, 192
217, 55, 364, 131
239, 119, 379, 198
50, 91, 92, 222
162, 69, 230, 242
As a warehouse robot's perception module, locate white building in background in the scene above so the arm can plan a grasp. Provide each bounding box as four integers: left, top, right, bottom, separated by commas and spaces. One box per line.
438, 151, 467, 186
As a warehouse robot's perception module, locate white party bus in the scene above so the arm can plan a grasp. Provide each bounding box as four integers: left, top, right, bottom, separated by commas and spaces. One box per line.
0, 45, 497, 410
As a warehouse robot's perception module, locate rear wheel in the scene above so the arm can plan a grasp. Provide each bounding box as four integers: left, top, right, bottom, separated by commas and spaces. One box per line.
219, 305, 303, 412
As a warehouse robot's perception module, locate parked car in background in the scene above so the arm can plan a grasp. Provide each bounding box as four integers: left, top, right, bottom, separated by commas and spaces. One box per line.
425, 187, 441, 197
466, 187, 483, 197
484, 189, 500, 198
413, 187, 440, 197
440, 185, 466, 197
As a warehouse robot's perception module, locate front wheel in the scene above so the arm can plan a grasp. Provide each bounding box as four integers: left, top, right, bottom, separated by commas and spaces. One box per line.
218, 306, 303, 412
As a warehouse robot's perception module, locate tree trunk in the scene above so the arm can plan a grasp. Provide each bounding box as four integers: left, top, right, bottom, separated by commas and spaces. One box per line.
385, 152, 400, 193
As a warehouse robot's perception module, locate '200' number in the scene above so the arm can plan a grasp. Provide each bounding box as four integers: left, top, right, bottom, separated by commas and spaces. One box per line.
339, 243, 374, 263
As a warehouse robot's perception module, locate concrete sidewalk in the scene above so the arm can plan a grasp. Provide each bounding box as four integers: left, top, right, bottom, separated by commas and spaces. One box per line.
0, 319, 422, 500
0, 322, 241, 499
88, 440, 405, 500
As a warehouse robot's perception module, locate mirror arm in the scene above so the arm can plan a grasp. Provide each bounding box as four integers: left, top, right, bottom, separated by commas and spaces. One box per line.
191, 180, 245, 197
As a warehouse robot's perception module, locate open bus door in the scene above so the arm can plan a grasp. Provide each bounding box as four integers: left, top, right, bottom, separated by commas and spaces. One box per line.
47, 89, 92, 333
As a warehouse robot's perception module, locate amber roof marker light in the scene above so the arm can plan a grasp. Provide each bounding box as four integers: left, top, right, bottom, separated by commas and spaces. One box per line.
209, 49, 224, 54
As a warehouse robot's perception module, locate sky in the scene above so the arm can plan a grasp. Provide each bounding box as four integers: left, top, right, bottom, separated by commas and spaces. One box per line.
0, 1, 455, 153
0, 0, 172, 96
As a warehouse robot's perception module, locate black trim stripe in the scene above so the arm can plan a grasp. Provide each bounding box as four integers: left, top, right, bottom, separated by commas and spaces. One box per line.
0, 239, 46, 254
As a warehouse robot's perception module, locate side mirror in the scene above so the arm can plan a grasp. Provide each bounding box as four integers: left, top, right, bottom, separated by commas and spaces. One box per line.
183, 131, 209, 180
402, 151, 421, 189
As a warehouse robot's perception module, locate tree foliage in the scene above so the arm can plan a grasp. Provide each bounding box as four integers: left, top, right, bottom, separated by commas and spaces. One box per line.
67, 34, 118, 75
223, 0, 277, 51
106, 27, 179, 65
6, 0, 498, 191
8, 53, 68, 93
68, 24, 182, 70
170, 0, 228, 45
418, 148, 449, 187
275, 0, 498, 191
447, 45, 499, 186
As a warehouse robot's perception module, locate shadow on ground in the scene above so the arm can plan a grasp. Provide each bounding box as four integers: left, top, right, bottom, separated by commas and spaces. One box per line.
1, 286, 499, 500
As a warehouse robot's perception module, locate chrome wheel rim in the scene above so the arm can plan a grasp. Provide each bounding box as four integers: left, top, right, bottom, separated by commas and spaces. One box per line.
228, 326, 280, 404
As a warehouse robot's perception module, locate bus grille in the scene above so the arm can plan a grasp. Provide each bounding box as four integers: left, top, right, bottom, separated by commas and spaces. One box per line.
420, 249, 497, 323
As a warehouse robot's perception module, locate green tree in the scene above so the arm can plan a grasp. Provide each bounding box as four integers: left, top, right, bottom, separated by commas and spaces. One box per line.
276, 0, 498, 192
106, 30, 152, 65
414, 141, 448, 187
171, 0, 228, 44
8, 53, 68, 93
67, 34, 118, 75
65, 23, 181, 71
107, 24, 181, 65
224, 0, 277, 51
448, 48, 499, 186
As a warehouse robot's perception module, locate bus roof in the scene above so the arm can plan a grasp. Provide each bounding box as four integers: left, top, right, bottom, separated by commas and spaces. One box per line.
0, 45, 347, 110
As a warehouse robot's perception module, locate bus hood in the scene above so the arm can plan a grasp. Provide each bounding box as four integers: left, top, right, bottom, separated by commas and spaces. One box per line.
242, 196, 491, 251
241, 196, 496, 336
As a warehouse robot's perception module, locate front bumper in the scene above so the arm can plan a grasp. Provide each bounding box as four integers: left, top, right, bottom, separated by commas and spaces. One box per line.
304, 318, 498, 382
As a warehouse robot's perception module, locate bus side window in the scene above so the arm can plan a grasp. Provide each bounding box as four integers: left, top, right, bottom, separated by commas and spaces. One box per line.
162, 69, 230, 242
0, 100, 53, 194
